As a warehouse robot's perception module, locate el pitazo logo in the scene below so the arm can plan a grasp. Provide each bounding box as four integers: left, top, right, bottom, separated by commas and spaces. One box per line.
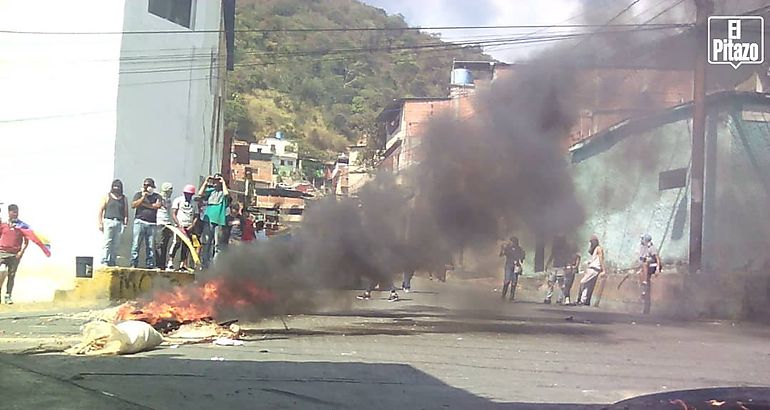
708, 16, 764, 69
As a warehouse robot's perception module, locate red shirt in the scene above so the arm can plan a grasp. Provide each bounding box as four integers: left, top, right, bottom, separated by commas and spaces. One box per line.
241, 220, 256, 242
0, 223, 25, 254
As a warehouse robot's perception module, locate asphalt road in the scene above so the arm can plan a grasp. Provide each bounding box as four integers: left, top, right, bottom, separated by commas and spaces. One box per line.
0, 278, 768, 409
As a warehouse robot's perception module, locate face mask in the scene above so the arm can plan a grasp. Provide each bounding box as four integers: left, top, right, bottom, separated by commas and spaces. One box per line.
111, 187, 121, 194
146, 187, 155, 194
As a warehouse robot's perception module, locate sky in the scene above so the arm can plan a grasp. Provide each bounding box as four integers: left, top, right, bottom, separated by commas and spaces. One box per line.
359, 0, 584, 62
358, 0, 700, 62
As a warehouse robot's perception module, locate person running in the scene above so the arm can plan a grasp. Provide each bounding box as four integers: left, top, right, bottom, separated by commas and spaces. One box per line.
578, 234, 605, 306
638, 234, 661, 314
98, 179, 128, 267
499, 236, 525, 302
0, 205, 29, 305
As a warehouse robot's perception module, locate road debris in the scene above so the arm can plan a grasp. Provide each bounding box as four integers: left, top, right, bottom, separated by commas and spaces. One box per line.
66, 320, 163, 355
213, 337, 244, 346
707, 399, 726, 406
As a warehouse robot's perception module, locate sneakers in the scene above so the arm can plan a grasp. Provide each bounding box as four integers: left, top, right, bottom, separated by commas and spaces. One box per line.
356, 292, 371, 300
403, 288, 411, 293
543, 298, 552, 304
4, 294, 12, 305
387, 291, 399, 302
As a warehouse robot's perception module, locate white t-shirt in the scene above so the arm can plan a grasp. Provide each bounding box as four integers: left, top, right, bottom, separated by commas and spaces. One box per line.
156, 195, 174, 225
172, 196, 198, 228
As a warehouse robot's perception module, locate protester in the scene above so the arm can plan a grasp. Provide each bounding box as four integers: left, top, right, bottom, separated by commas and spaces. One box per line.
228, 203, 244, 245
0, 205, 29, 304
155, 182, 175, 270
198, 173, 230, 266
254, 220, 268, 242
241, 210, 256, 243
193, 196, 207, 265
402, 269, 415, 293
578, 234, 605, 306
499, 236, 525, 302
130, 178, 162, 268
168, 184, 198, 272
98, 179, 128, 267
544, 235, 580, 305
638, 234, 661, 314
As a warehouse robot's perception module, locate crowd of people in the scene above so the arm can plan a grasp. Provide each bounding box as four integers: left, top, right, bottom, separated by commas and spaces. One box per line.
499, 233, 661, 313
97, 174, 268, 271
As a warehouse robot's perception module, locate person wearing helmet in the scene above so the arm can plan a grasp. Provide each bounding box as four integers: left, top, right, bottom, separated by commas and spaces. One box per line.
168, 184, 199, 272
638, 234, 661, 314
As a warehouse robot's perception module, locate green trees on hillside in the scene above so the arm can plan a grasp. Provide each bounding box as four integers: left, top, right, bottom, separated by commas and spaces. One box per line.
226, 0, 490, 160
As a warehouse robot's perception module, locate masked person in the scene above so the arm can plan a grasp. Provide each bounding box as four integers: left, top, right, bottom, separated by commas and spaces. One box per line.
578, 234, 605, 306
0, 205, 29, 304
98, 179, 128, 267
228, 203, 243, 245
155, 182, 175, 270
198, 173, 230, 266
544, 235, 580, 305
638, 234, 661, 314
168, 184, 198, 272
130, 177, 161, 268
499, 236, 525, 302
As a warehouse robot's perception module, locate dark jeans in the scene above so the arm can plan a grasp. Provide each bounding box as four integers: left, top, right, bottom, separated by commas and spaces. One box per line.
402, 270, 414, 290
155, 226, 174, 269
563, 270, 576, 302
0, 254, 20, 296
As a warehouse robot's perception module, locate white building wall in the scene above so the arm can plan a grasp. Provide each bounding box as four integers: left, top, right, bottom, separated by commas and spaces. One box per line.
570, 119, 693, 271
113, 0, 225, 263
0, 0, 126, 302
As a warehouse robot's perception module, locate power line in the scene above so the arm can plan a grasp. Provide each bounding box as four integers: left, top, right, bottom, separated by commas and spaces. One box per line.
645, 0, 687, 23
6, 25, 684, 76
0, 23, 693, 36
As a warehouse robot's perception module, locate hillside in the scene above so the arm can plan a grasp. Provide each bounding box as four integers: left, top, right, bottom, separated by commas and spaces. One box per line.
225, 0, 490, 161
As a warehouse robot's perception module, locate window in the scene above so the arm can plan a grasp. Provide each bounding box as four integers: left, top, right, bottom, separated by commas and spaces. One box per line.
287, 160, 294, 166
149, 0, 193, 29
280, 160, 285, 166
256, 148, 262, 153
659, 168, 688, 190
270, 144, 276, 153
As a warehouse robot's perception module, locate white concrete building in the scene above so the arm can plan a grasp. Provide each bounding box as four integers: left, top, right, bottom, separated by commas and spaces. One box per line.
250, 137, 299, 177
0, 0, 233, 302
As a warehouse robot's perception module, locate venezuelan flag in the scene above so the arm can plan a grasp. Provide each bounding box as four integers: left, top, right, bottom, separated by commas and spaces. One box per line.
14, 220, 51, 257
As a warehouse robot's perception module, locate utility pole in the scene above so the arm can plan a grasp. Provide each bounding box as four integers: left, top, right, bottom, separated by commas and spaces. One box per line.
689, 0, 713, 273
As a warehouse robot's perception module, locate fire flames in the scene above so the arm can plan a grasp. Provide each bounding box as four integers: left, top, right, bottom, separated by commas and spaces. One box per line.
116, 278, 276, 325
